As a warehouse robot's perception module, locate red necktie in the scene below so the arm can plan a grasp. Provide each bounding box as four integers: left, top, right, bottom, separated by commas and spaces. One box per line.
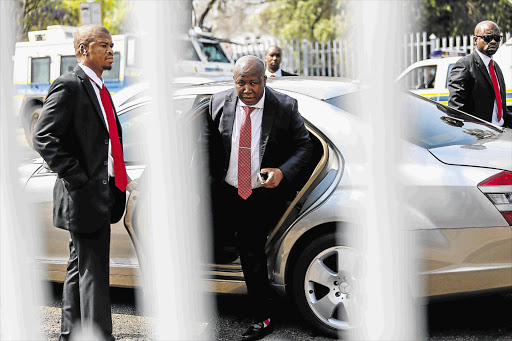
238, 106, 255, 200
489, 60, 503, 122
90, 78, 128, 191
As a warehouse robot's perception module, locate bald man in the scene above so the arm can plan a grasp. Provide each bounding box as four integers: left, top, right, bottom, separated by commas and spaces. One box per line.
34, 25, 128, 340
448, 20, 511, 127
205, 56, 312, 340
264, 45, 297, 77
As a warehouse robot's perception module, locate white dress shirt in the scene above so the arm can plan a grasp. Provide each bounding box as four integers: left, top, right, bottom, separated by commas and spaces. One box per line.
225, 91, 266, 189
475, 49, 504, 126
78, 63, 115, 177
265, 68, 282, 78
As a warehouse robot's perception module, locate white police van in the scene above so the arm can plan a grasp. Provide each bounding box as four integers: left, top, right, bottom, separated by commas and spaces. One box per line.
397, 38, 512, 110
13, 25, 234, 146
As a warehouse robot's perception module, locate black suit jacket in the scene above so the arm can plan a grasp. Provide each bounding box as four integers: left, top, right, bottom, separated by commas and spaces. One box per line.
33, 65, 126, 233
448, 51, 511, 127
206, 87, 312, 194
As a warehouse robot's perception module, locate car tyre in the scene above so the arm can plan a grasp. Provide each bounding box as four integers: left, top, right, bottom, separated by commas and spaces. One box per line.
290, 232, 363, 338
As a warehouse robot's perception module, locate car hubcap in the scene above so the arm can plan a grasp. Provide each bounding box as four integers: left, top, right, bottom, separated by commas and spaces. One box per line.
304, 246, 363, 330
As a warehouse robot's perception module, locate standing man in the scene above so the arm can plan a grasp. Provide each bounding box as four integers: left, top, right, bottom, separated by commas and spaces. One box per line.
206, 55, 312, 340
264, 45, 297, 77
33, 25, 128, 341
448, 20, 511, 127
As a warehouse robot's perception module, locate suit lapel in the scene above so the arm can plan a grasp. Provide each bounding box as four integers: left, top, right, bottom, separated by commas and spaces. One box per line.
74, 65, 108, 131
221, 90, 237, 166
260, 87, 277, 161
472, 52, 493, 88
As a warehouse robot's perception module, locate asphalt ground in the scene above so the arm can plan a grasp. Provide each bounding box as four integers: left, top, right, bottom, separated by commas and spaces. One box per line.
40, 283, 512, 341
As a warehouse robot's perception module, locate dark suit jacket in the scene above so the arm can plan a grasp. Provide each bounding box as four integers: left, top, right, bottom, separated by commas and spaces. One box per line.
281, 70, 297, 76
448, 51, 511, 127
33, 65, 126, 233
205, 87, 312, 194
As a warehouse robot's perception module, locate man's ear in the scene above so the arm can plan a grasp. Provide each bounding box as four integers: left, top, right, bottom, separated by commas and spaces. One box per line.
263, 75, 267, 86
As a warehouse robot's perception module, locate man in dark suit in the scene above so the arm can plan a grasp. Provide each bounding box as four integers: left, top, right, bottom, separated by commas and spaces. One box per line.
264, 45, 297, 77
205, 55, 312, 340
448, 20, 511, 127
33, 25, 128, 341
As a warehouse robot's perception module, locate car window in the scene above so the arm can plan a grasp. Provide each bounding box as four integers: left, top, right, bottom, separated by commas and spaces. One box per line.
400, 65, 437, 90
118, 104, 150, 164
446, 63, 455, 88
403, 95, 501, 149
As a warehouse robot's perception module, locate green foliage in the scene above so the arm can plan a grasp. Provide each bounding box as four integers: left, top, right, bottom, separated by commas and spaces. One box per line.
16, 0, 131, 42
416, 0, 512, 36
257, 0, 345, 42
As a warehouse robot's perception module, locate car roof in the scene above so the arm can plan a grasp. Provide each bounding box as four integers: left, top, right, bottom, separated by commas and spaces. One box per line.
174, 76, 363, 101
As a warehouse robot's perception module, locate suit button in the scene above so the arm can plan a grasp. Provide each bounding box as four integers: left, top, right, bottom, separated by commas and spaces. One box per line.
104, 160, 108, 166
103, 180, 107, 185
104, 139, 109, 145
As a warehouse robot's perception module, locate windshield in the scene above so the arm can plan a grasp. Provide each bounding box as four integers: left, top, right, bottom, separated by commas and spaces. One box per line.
328, 91, 501, 149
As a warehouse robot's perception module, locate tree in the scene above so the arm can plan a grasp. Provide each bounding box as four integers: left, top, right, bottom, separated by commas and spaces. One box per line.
256, 0, 345, 42
415, 0, 512, 36
16, 0, 132, 42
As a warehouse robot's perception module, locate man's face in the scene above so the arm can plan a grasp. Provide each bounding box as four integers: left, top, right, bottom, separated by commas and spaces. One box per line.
265, 47, 282, 73
83, 32, 114, 76
234, 67, 266, 106
474, 23, 501, 56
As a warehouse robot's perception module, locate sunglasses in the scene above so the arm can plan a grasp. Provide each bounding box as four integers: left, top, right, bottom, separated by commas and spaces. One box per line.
475, 34, 502, 43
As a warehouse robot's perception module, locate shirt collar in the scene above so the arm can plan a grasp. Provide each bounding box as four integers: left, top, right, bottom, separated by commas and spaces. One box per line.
475, 49, 492, 67
237, 89, 266, 109
79, 63, 103, 89
265, 68, 282, 77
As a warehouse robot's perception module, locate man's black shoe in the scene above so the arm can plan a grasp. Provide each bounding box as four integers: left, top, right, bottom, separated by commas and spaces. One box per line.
241, 320, 274, 341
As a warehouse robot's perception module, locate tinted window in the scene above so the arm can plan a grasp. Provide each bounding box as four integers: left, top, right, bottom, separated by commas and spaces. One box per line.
197, 42, 230, 63
61, 55, 76, 75
327, 91, 500, 149
400, 65, 437, 90
103, 52, 121, 81
31, 57, 50, 84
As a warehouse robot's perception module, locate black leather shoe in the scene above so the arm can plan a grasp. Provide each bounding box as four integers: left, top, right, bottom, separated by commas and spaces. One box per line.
241, 321, 274, 340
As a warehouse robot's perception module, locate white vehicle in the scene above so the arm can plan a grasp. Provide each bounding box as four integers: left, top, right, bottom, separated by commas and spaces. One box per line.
398, 39, 512, 110
13, 25, 234, 146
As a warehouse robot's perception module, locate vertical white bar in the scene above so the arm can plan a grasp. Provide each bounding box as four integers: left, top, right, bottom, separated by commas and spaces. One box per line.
347, 1, 423, 340
132, 1, 212, 339
0, 1, 44, 339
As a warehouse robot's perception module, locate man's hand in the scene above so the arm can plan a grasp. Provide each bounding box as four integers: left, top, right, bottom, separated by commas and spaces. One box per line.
260, 168, 283, 188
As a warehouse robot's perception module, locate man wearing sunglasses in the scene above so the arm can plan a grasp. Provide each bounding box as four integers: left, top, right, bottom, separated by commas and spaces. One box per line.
448, 20, 511, 128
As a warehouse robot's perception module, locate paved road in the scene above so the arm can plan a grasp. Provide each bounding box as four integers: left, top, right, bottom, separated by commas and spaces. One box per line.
40, 283, 512, 340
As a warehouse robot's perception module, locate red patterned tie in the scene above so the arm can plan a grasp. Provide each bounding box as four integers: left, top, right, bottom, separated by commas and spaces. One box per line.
238, 106, 255, 200
90, 78, 128, 191
489, 60, 503, 122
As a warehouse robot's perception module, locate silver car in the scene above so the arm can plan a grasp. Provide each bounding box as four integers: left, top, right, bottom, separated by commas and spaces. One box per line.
22, 77, 512, 337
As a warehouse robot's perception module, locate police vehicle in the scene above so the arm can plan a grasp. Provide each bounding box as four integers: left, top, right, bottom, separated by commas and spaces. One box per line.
397, 38, 512, 110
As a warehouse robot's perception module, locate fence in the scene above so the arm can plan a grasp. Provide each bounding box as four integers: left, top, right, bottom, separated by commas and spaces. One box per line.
229, 32, 512, 78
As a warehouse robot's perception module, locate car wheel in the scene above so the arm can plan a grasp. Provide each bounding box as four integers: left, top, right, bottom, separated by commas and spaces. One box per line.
291, 233, 363, 337
25, 106, 41, 148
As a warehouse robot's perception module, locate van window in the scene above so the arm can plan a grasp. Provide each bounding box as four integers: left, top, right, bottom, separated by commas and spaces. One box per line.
197, 42, 230, 63
400, 65, 437, 90
103, 52, 121, 81
61, 55, 77, 75
446, 64, 455, 88
31, 57, 50, 84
